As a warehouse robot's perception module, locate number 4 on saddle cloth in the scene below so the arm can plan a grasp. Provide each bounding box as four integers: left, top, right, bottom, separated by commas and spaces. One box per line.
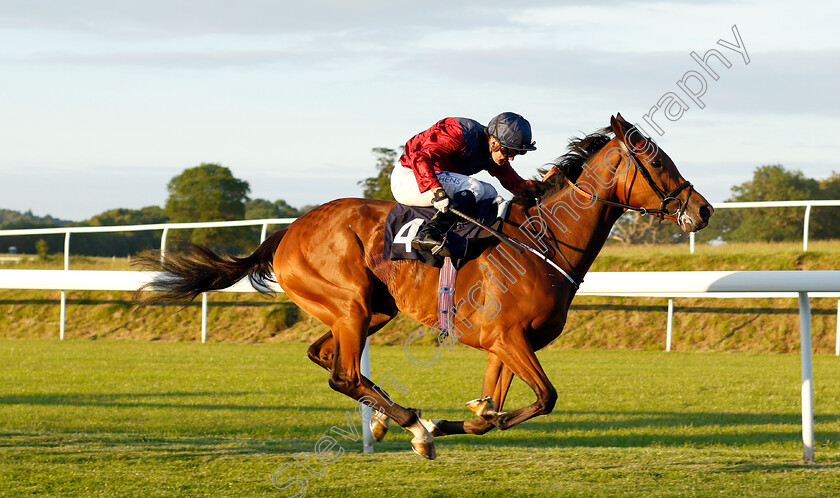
383, 198, 508, 269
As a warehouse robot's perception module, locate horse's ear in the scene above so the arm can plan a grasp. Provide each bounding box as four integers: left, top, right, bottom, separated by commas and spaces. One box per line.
612, 113, 653, 153
541, 165, 560, 182
610, 114, 628, 141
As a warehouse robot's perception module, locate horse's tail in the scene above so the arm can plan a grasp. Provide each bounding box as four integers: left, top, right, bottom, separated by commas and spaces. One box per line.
134, 228, 287, 305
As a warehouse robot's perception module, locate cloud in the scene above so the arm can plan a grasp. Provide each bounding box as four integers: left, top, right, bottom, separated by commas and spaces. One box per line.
0, 0, 739, 40
391, 43, 840, 119
702, 50, 840, 116
14, 46, 351, 69
0, 1, 517, 37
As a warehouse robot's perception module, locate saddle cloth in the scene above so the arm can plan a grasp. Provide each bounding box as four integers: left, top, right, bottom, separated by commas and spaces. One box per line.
383, 198, 502, 269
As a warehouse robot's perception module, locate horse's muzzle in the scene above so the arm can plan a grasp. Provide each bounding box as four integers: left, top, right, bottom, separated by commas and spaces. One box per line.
681, 198, 714, 232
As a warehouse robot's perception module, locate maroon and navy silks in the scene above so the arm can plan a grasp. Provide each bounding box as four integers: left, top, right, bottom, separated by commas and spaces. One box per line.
398, 117, 535, 195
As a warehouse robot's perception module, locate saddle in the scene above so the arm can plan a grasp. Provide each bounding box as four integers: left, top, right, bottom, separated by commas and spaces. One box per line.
383, 198, 509, 269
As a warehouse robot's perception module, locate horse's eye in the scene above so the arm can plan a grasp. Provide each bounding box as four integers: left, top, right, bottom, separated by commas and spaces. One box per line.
651, 160, 662, 168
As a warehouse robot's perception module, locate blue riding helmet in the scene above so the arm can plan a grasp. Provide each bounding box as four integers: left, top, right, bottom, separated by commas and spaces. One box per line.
487, 112, 537, 152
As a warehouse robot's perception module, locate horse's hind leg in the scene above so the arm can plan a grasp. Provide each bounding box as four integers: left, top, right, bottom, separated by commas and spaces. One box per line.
286, 278, 434, 457
278, 220, 434, 456
326, 312, 436, 459
307, 311, 396, 372
307, 312, 397, 443
307, 332, 334, 371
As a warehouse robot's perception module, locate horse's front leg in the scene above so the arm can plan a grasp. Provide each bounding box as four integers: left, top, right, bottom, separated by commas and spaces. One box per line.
421, 352, 516, 437
465, 331, 557, 431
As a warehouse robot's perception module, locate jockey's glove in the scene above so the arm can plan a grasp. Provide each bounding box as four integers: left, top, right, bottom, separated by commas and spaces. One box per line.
432, 189, 451, 213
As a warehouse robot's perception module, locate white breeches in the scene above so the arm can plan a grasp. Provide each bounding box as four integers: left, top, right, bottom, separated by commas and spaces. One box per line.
390, 166, 498, 207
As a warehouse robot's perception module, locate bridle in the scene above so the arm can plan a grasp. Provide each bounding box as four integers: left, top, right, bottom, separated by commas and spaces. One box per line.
566, 138, 694, 219
517, 134, 694, 289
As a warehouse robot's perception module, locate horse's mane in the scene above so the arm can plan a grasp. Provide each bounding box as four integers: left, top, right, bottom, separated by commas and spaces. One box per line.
513, 126, 614, 207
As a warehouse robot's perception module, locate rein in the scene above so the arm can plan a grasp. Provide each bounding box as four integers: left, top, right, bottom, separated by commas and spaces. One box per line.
506, 231, 580, 289
530, 199, 581, 287
489, 203, 581, 289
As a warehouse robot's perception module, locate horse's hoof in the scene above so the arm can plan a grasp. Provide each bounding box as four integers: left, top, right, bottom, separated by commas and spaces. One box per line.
420, 418, 446, 437
410, 439, 437, 460
370, 413, 390, 442
466, 396, 495, 417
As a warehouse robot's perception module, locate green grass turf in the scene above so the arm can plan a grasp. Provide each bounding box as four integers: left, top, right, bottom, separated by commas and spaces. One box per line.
1, 339, 839, 496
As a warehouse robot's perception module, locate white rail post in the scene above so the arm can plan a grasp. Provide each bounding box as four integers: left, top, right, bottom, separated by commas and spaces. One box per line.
798, 292, 815, 463
803, 205, 811, 252
836, 299, 839, 357
59, 291, 66, 340
201, 293, 208, 343
63, 231, 70, 270
689, 232, 695, 254
260, 223, 268, 243
160, 227, 169, 261
60, 231, 71, 340
666, 298, 674, 352
361, 337, 373, 453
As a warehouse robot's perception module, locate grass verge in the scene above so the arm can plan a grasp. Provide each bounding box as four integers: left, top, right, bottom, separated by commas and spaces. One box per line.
1, 339, 838, 496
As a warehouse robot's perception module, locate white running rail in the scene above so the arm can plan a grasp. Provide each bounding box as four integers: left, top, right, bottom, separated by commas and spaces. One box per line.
689, 200, 840, 252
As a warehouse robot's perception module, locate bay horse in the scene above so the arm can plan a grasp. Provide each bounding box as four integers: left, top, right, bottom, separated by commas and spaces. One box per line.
138, 114, 713, 459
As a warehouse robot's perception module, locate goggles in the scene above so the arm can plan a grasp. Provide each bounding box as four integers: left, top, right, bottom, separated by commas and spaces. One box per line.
500, 147, 524, 159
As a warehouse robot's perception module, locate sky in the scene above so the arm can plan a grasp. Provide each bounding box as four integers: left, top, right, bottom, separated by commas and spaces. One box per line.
1, 0, 839, 221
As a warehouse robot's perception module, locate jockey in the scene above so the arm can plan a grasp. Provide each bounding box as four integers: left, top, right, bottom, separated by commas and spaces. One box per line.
391, 112, 538, 253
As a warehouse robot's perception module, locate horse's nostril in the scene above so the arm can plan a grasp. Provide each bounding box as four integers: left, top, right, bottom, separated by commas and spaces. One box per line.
700, 205, 712, 223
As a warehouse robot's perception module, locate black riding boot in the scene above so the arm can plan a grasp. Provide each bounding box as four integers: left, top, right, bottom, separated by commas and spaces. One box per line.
411, 211, 458, 254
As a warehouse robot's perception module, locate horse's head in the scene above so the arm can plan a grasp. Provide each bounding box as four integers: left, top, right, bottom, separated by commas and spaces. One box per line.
608, 113, 713, 232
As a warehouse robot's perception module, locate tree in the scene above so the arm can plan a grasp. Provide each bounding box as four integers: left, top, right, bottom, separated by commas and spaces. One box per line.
35, 239, 50, 261
0, 219, 64, 254
165, 163, 251, 252
245, 199, 282, 220
608, 212, 682, 246
245, 198, 312, 220
88, 206, 168, 226
72, 206, 170, 257
0, 209, 68, 227
165, 163, 250, 222
358, 147, 399, 201
713, 165, 821, 243
0, 210, 68, 254
243, 198, 307, 242
297, 204, 319, 215
813, 171, 840, 240
273, 199, 304, 217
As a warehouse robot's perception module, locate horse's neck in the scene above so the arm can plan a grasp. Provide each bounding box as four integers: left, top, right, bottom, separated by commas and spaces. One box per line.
511, 154, 625, 279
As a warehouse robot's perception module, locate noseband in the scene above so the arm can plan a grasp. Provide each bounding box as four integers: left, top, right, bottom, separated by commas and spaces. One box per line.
519, 136, 694, 289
